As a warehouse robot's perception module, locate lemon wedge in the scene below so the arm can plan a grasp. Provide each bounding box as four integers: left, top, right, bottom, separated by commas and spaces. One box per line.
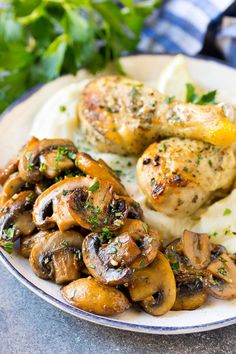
157, 54, 202, 101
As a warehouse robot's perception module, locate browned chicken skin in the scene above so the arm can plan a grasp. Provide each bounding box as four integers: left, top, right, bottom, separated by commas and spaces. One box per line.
137, 137, 236, 216
79, 76, 236, 155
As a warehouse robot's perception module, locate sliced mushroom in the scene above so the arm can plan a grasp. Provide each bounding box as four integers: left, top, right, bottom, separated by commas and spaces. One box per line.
61, 277, 131, 315
0, 172, 29, 207
0, 154, 19, 186
205, 253, 236, 300
21, 231, 47, 258
82, 233, 133, 286
29, 230, 84, 284
173, 277, 208, 311
0, 190, 36, 242
118, 219, 161, 270
129, 251, 176, 316
182, 230, 211, 270
33, 176, 93, 230
76, 152, 127, 195
18, 137, 77, 183
33, 175, 142, 232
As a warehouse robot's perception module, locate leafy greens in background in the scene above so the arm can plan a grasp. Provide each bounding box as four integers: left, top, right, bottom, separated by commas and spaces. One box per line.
0, 0, 161, 112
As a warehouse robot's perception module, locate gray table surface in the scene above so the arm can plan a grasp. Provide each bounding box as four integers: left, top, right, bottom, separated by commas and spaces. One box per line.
1, 262, 236, 354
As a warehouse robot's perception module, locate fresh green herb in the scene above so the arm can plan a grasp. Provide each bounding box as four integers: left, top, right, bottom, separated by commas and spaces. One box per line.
88, 181, 100, 192
1, 241, 14, 254
218, 267, 227, 276
26, 192, 34, 201
60, 105, 66, 112
55, 146, 76, 163
139, 259, 146, 268
208, 231, 218, 238
0, 1, 162, 113
196, 155, 203, 165
114, 170, 122, 177
171, 262, 179, 273
3, 227, 16, 240
39, 162, 46, 173
99, 227, 114, 242
219, 257, 227, 264
158, 143, 167, 152
223, 208, 232, 216
164, 96, 175, 105
186, 83, 217, 105
62, 189, 68, 196
127, 161, 132, 167
61, 240, 70, 247
27, 162, 34, 171
108, 247, 117, 254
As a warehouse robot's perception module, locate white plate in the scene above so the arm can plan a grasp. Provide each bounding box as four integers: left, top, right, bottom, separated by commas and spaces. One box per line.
1, 54, 236, 334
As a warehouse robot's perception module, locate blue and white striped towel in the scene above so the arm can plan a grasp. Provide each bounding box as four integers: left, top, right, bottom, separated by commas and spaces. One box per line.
139, 0, 236, 67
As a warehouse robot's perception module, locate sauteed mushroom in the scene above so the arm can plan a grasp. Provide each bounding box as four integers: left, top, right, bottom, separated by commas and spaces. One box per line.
0, 190, 36, 242
118, 219, 161, 269
21, 231, 47, 258
76, 152, 127, 195
19, 137, 77, 183
61, 277, 131, 315
205, 253, 236, 300
164, 236, 209, 310
0, 154, 19, 185
182, 230, 211, 270
129, 252, 176, 316
82, 233, 134, 285
173, 277, 207, 310
0, 172, 30, 207
33, 176, 142, 232
29, 230, 84, 284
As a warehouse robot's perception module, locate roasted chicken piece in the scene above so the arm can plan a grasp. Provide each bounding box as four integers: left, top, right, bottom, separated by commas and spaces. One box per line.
79, 76, 236, 155
137, 137, 236, 216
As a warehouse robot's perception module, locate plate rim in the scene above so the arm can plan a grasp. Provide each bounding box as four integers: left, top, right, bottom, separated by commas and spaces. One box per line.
1, 53, 236, 335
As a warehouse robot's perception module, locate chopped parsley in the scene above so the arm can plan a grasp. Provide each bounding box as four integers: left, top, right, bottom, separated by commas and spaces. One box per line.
55, 146, 77, 163
218, 267, 227, 276
164, 96, 175, 105
223, 208, 231, 216
1, 241, 14, 254
61, 240, 70, 247
171, 261, 180, 273
62, 189, 68, 196
186, 83, 217, 105
98, 227, 114, 242
139, 259, 146, 268
88, 181, 100, 192
158, 143, 167, 152
3, 227, 16, 240
39, 162, 47, 173
59, 105, 66, 112
219, 256, 227, 264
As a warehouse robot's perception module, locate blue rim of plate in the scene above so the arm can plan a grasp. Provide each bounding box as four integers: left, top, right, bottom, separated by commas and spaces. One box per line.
1, 54, 236, 335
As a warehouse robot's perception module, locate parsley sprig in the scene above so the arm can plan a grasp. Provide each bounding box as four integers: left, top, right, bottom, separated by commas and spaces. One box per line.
186, 83, 217, 105
0, 0, 162, 112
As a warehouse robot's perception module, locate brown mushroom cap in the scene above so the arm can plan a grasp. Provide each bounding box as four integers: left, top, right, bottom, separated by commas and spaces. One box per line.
172, 277, 208, 311
130, 252, 176, 316
29, 230, 84, 284
76, 152, 127, 195
61, 277, 131, 315
18, 137, 77, 183
0, 172, 29, 208
0, 190, 36, 242
82, 233, 133, 286
0, 154, 19, 186
21, 231, 47, 258
205, 253, 236, 300
118, 219, 161, 270
182, 230, 211, 270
